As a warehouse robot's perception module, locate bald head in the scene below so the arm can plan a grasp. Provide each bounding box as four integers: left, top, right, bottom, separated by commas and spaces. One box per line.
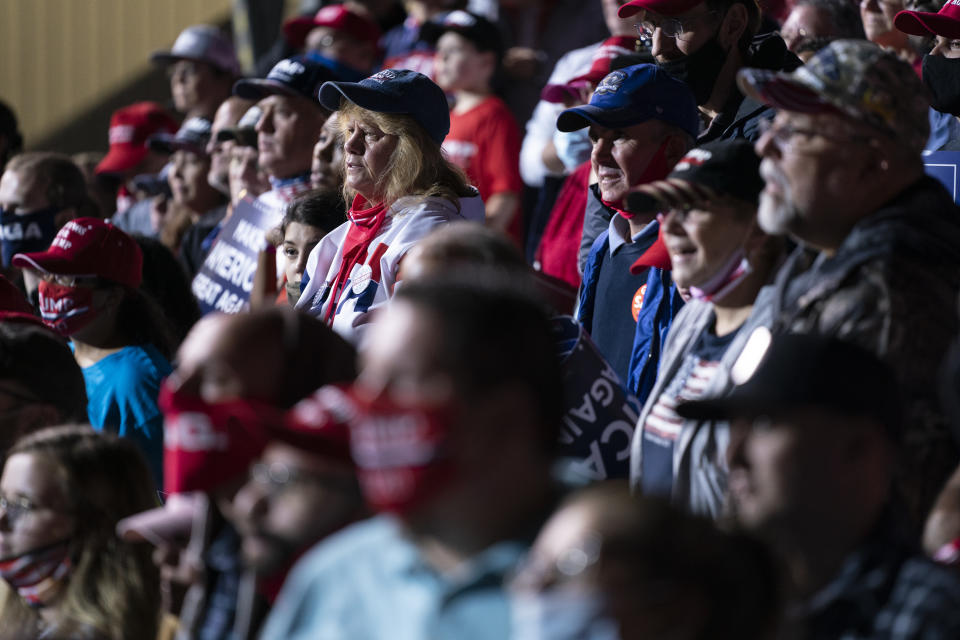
172, 308, 357, 406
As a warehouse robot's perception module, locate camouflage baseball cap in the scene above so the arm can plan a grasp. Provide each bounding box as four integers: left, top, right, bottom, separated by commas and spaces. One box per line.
737, 39, 929, 153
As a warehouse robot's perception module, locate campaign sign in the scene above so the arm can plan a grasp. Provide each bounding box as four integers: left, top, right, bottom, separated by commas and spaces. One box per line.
192, 198, 281, 314
924, 151, 960, 204
552, 316, 642, 481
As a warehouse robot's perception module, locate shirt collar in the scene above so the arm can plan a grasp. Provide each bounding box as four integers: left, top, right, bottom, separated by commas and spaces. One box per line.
607, 214, 658, 255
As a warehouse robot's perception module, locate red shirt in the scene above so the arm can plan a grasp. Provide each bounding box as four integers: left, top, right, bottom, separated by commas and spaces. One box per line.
443, 95, 524, 243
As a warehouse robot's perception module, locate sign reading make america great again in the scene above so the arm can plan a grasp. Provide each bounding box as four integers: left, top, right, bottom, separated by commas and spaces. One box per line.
552, 316, 642, 482
192, 197, 281, 314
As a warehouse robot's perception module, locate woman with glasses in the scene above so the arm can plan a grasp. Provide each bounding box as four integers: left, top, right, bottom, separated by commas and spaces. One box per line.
12, 218, 177, 490
0, 425, 160, 639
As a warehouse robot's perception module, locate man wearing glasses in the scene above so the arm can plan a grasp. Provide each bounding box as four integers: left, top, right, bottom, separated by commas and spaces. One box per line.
743, 39, 960, 525
618, 0, 799, 142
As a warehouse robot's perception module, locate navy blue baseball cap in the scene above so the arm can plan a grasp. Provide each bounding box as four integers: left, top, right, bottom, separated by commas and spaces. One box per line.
318, 69, 450, 145
233, 55, 338, 102
557, 64, 700, 139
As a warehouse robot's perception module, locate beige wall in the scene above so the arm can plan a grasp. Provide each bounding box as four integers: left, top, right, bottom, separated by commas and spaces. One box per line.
0, 0, 232, 148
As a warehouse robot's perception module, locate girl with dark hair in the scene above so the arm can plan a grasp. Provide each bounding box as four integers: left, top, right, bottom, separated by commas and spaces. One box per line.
11, 218, 177, 489
133, 234, 201, 347
278, 190, 346, 305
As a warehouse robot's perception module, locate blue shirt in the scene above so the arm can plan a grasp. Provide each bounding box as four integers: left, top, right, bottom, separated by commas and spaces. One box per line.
82, 343, 170, 489
259, 515, 527, 640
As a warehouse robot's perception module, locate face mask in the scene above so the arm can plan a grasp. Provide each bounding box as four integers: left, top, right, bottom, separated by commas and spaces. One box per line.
285, 280, 303, 306
345, 387, 456, 516
923, 54, 960, 116
688, 248, 752, 302
0, 206, 59, 268
37, 280, 98, 336
0, 540, 73, 608
157, 381, 270, 496
511, 589, 621, 640
554, 129, 593, 173
659, 37, 728, 105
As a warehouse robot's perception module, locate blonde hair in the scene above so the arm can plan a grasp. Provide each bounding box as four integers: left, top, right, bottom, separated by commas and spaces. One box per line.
0, 426, 160, 640
337, 101, 473, 209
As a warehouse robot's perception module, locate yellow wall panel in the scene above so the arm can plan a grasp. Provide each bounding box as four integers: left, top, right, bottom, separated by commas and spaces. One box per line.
0, 0, 233, 148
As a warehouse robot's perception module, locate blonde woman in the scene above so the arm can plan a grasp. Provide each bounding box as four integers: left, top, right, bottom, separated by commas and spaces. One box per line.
0, 425, 160, 639
296, 69, 484, 344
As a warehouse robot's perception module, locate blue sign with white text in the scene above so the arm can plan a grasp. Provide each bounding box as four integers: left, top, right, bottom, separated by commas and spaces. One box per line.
191, 197, 282, 314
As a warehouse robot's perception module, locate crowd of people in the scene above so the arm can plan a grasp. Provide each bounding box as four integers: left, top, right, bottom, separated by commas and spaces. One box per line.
1, 0, 960, 637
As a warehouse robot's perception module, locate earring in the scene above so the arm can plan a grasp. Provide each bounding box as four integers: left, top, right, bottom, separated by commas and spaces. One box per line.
880, 159, 889, 171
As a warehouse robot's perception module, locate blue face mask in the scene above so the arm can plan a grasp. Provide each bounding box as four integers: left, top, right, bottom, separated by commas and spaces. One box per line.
0, 206, 60, 268
554, 128, 594, 173
511, 589, 622, 640
305, 52, 368, 83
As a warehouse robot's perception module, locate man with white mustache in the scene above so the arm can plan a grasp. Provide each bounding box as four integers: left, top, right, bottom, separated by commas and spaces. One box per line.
742, 39, 960, 524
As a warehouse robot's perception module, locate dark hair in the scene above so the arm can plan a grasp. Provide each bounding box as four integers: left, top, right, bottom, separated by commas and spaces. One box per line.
7, 426, 160, 639
229, 307, 358, 407
108, 284, 179, 361
0, 323, 87, 423
394, 272, 563, 452
792, 0, 866, 40
705, 0, 762, 53
281, 190, 347, 237
5, 152, 99, 218
133, 235, 201, 349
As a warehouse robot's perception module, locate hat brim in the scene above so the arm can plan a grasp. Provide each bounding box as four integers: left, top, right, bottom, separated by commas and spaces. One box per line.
151, 52, 236, 75
318, 80, 407, 114
557, 104, 652, 132
737, 68, 843, 117
674, 395, 763, 421
116, 493, 201, 546
146, 133, 205, 156
10, 252, 97, 279
233, 78, 302, 101
630, 236, 672, 273
894, 9, 960, 38
95, 146, 149, 176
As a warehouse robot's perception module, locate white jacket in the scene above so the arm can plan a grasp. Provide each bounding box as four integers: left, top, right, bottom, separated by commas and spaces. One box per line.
296, 193, 485, 345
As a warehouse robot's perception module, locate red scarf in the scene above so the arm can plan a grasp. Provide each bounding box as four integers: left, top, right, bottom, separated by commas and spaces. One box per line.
325, 195, 389, 324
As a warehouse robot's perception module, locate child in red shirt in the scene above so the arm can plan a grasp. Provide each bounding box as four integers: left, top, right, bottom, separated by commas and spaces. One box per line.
429, 11, 524, 245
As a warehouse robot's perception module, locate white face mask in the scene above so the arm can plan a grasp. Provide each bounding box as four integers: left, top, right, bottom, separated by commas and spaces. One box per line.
510, 588, 622, 640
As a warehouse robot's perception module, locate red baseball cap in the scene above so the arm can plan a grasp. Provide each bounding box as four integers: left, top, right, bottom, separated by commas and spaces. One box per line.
895, 1, 960, 38
542, 36, 637, 104
276, 386, 357, 465
618, 0, 706, 18
95, 102, 179, 176
284, 5, 382, 50
12, 218, 143, 289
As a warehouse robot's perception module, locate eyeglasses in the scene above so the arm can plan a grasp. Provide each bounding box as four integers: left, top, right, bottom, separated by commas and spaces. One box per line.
249, 461, 357, 494
39, 273, 100, 288
635, 10, 720, 43
0, 494, 43, 525
757, 118, 877, 154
